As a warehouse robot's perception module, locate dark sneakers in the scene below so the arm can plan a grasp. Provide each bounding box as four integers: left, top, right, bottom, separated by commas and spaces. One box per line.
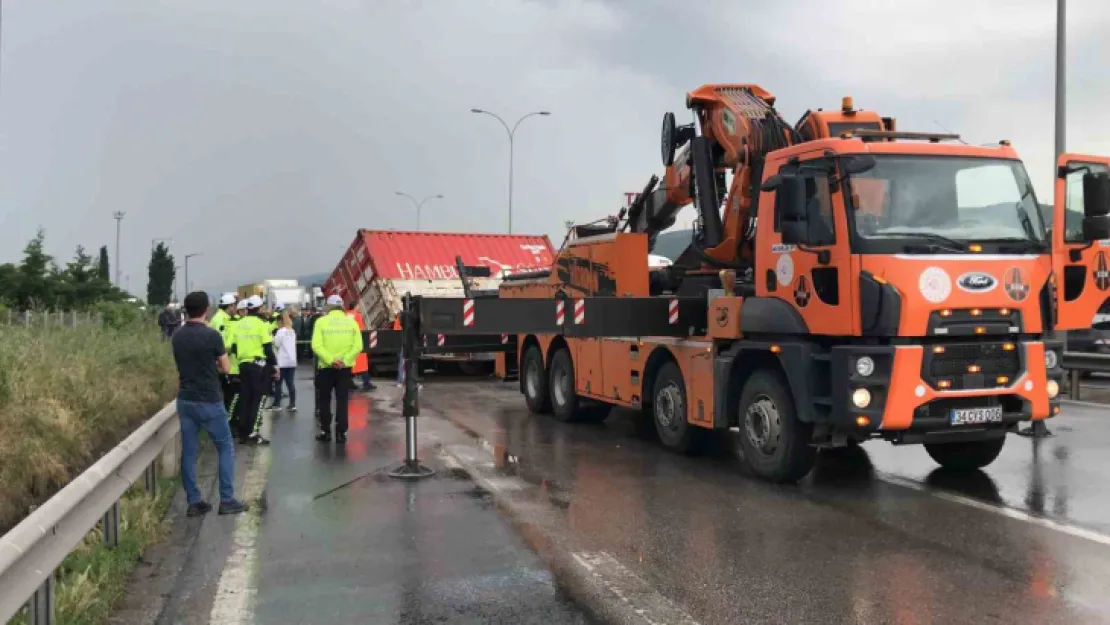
218, 499, 250, 515
336, 432, 347, 443
186, 501, 212, 517
316, 430, 331, 442
240, 434, 270, 446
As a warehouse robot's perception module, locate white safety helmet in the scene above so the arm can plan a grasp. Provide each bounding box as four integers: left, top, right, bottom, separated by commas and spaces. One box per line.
273, 302, 285, 311
236, 300, 249, 312
219, 292, 237, 306
247, 295, 264, 310
326, 294, 344, 308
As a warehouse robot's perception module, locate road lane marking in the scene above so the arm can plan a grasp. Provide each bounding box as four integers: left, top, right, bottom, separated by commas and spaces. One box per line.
878, 471, 1110, 547
208, 447, 270, 625
569, 551, 701, 625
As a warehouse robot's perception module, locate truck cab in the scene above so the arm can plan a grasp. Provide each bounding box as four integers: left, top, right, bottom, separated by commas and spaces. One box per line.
752, 136, 1110, 456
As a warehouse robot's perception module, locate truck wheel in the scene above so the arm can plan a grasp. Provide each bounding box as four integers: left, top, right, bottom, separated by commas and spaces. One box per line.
737, 370, 816, 483
924, 437, 1005, 470
521, 347, 551, 414
652, 361, 701, 454
549, 348, 580, 422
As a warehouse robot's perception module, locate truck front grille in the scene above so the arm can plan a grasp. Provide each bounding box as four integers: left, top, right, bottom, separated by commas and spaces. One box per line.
921, 342, 1023, 391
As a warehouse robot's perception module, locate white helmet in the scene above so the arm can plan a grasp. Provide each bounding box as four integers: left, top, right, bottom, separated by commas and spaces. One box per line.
219, 293, 237, 306
236, 300, 249, 311
273, 302, 286, 311
247, 295, 264, 310
326, 294, 344, 307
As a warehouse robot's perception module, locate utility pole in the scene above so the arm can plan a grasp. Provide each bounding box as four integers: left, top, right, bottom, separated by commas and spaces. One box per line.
471, 108, 551, 234
113, 211, 125, 287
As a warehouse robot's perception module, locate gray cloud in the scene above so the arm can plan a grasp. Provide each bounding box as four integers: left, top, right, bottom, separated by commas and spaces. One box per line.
1, 0, 1107, 296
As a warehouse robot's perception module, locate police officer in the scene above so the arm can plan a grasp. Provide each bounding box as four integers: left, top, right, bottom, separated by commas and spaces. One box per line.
210, 293, 238, 412
230, 295, 277, 445
311, 295, 362, 443
224, 299, 249, 421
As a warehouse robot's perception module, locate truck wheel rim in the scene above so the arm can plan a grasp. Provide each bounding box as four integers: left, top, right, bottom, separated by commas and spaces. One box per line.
525, 359, 541, 398
656, 382, 681, 430
744, 396, 781, 455
553, 365, 568, 406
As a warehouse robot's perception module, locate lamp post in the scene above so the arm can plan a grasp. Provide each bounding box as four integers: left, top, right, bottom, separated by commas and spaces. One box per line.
395, 192, 444, 231
113, 212, 125, 287
184, 253, 201, 295
470, 108, 551, 234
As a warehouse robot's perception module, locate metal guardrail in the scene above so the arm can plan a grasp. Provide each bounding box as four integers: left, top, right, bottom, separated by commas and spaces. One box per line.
0, 402, 180, 625
1061, 351, 1110, 401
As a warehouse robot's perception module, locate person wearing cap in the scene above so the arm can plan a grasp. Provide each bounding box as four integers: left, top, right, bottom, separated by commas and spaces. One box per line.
229, 295, 278, 445
210, 293, 238, 412
311, 294, 363, 443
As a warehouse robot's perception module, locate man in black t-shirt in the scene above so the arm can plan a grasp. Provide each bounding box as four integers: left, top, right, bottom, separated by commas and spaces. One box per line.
172, 292, 248, 517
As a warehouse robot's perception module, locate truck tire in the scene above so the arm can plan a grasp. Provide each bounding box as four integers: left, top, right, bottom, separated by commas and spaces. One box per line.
549, 348, 580, 422
521, 346, 551, 414
924, 437, 1005, 470
737, 369, 816, 483
651, 361, 701, 454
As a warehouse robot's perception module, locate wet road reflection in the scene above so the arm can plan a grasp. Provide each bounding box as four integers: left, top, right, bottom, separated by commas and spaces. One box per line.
422, 381, 1110, 624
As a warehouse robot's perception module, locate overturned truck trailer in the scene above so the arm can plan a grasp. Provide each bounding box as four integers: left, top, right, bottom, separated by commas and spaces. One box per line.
324, 229, 555, 375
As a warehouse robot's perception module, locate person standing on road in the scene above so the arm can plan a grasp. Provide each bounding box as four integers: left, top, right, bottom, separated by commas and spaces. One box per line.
346, 302, 375, 392
230, 295, 277, 445
312, 295, 362, 443
171, 291, 249, 517
159, 303, 179, 340
271, 311, 298, 411
210, 293, 238, 412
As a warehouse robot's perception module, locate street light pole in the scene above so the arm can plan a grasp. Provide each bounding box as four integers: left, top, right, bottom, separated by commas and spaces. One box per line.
471, 108, 551, 234
394, 192, 444, 231
113, 212, 125, 287
184, 253, 201, 295
1055, 0, 1066, 160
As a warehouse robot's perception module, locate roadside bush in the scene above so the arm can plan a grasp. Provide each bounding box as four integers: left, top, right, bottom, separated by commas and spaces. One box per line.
0, 324, 175, 532
91, 300, 147, 330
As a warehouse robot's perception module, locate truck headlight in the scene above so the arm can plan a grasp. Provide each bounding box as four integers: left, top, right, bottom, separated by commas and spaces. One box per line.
855, 356, 875, 377
1047, 379, 1060, 399
1044, 349, 1058, 370
852, 388, 872, 408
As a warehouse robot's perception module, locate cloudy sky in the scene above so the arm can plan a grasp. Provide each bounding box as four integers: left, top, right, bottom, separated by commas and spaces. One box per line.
1, 0, 1108, 296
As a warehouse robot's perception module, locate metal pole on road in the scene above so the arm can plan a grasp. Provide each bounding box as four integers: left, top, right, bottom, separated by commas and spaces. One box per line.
395, 192, 444, 232
389, 294, 434, 480
470, 108, 551, 234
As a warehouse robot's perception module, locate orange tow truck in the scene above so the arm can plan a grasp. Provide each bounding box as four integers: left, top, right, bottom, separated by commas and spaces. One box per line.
394, 84, 1110, 483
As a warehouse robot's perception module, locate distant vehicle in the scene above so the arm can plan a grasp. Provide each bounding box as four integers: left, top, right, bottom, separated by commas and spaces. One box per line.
237, 279, 307, 311
324, 229, 555, 374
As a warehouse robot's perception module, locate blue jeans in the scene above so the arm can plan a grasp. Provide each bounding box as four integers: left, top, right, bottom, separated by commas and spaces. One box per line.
177, 399, 236, 505
272, 367, 297, 406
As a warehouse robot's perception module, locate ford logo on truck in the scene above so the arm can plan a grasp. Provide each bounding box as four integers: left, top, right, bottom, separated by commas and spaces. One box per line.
956, 272, 997, 293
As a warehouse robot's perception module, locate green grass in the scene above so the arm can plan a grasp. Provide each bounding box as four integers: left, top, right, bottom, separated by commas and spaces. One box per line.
8, 478, 178, 625
0, 324, 176, 533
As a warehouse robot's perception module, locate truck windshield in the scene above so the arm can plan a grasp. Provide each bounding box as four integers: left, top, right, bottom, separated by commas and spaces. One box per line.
845, 155, 1045, 253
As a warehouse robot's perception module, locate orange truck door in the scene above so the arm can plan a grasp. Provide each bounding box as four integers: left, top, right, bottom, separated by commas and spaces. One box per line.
1053, 153, 1110, 331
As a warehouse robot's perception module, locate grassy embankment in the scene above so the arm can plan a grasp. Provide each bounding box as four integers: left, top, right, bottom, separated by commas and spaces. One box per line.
0, 315, 178, 624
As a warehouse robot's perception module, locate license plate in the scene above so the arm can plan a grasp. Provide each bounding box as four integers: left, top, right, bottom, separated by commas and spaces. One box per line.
950, 406, 1003, 425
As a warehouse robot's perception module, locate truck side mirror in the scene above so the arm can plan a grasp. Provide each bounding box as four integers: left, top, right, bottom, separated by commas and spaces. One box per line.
1082, 172, 1110, 217
1081, 172, 1110, 242
777, 175, 809, 245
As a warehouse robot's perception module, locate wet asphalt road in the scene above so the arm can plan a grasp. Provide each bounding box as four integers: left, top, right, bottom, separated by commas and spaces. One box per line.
418, 379, 1110, 624
117, 369, 1110, 624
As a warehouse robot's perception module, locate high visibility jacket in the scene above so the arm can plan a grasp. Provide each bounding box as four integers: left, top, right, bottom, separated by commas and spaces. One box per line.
312, 310, 362, 369
346, 310, 369, 374
210, 309, 230, 335
224, 315, 241, 375
231, 315, 272, 362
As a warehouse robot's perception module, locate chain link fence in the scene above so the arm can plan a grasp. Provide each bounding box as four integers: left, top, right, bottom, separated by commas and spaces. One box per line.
0, 310, 103, 329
